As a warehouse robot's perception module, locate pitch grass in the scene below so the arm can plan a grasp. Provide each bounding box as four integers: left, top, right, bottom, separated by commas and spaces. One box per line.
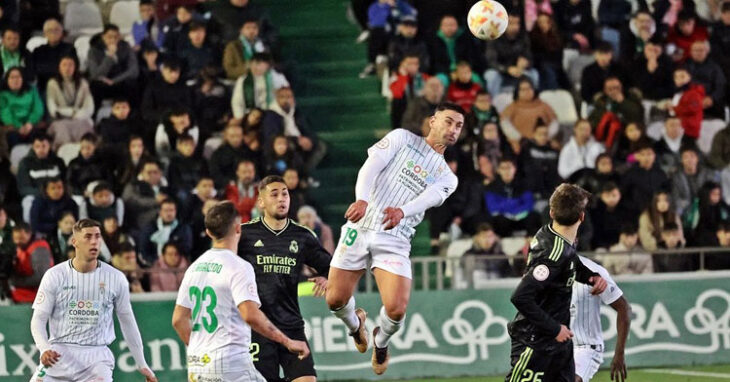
382, 364, 730, 382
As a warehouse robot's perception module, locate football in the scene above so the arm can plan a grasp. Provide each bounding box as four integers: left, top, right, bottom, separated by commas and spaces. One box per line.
467, 0, 509, 40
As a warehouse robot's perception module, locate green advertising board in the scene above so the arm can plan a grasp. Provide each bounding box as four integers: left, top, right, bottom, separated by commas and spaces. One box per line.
0, 272, 728, 380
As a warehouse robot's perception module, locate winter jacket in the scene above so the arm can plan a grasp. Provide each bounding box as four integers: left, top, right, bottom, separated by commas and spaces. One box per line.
519, 141, 560, 197
31, 41, 76, 90
167, 153, 208, 195
222, 38, 267, 80
428, 29, 482, 75
30, 196, 78, 236
631, 54, 674, 101
388, 34, 430, 72
0, 87, 44, 128
672, 83, 705, 138
140, 75, 192, 122
224, 182, 258, 223
66, 154, 111, 196
667, 24, 708, 62
708, 127, 730, 169
484, 178, 534, 221
149, 255, 189, 292
621, 163, 671, 218
16, 151, 66, 197
122, 180, 169, 231
590, 200, 631, 249
209, 143, 258, 189
87, 37, 138, 83
580, 62, 629, 103
10, 238, 52, 303
136, 219, 193, 266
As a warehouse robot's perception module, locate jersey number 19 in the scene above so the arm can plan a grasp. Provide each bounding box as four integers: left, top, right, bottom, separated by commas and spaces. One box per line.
190, 286, 218, 333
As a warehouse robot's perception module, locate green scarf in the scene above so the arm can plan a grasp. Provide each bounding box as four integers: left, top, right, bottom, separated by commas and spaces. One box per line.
242, 70, 273, 111
0, 47, 21, 73
405, 74, 425, 99
437, 28, 464, 72
240, 37, 254, 61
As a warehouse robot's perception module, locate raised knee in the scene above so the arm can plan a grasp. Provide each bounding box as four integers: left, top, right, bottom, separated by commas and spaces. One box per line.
384, 303, 407, 321
326, 292, 348, 311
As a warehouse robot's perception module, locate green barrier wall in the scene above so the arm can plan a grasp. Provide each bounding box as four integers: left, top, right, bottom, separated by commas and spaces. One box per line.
0, 272, 728, 381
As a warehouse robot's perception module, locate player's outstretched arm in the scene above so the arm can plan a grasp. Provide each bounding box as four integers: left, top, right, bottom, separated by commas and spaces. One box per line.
171, 304, 192, 346
238, 301, 311, 360
576, 257, 606, 294
115, 281, 157, 381
610, 296, 631, 382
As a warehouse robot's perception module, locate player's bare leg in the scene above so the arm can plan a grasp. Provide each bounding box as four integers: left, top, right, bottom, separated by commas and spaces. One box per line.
371, 268, 412, 375
326, 267, 369, 352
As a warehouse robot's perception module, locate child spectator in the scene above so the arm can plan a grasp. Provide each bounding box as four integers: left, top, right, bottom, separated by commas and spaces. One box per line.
653, 221, 690, 272
111, 242, 145, 293
612, 121, 648, 167
605, 223, 653, 275
590, 182, 630, 250
389, 55, 430, 128
621, 140, 670, 218
45, 211, 75, 265
46, 55, 95, 149
464, 223, 512, 282
80, 181, 123, 225
663, 66, 704, 140
167, 133, 206, 204
296, 205, 335, 254
115, 135, 154, 193
141, 57, 191, 125
446, 61, 482, 113
149, 242, 189, 291
17, 134, 66, 221
519, 121, 560, 199
132, 0, 165, 50
9, 222, 53, 302
225, 160, 259, 223
0, 67, 44, 147
66, 133, 111, 197
466, 90, 500, 135
639, 191, 684, 251
265, 135, 304, 176
231, 52, 289, 118
154, 108, 200, 161
97, 98, 136, 155
484, 157, 541, 237
558, 119, 605, 179
703, 222, 730, 270
30, 178, 78, 237
388, 16, 429, 73
223, 18, 269, 80
177, 21, 219, 81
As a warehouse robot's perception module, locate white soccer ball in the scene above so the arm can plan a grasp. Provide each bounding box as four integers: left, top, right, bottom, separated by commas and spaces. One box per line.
467, 0, 509, 41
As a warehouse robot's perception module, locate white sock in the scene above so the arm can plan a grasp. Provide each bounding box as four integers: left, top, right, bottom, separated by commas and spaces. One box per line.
331, 296, 360, 333
374, 306, 404, 348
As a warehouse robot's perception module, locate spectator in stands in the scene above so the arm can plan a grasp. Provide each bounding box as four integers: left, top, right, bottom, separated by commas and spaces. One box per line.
529, 12, 567, 90
223, 18, 268, 80
155, 108, 199, 161
115, 135, 153, 193
466, 90, 499, 135
702, 221, 730, 269
122, 159, 169, 231
571, 153, 620, 195
631, 35, 674, 103
141, 57, 191, 125
589, 76, 644, 150
0, 67, 44, 147
389, 54, 429, 128
46, 211, 75, 264
18, 0, 60, 42
597, 0, 632, 30
619, 10, 656, 64
558, 119, 605, 180
178, 21, 219, 81
88, 24, 139, 108
621, 139, 670, 218
590, 182, 628, 250
686, 40, 726, 119
554, 0, 595, 51
484, 157, 541, 237
611, 121, 646, 167
111, 242, 145, 292
9, 221, 52, 302
17, 134, 65, 220
667, 10, 708, 62
446, 61, 482, 113
66, 133, 110, 196
428, 14, 481, 78
639, 191, 684, 251
388, 15, 429, 73
192, 65, 231, 136
653, 221, 690, 272
80, 181, 123, 226
580, 42, 628, 104
209, 123, 257, 189
0, 207, 16, 298
605, 222, 653, 275
662, 66, 705, 140
189, 198, 215, 260
709, 123, 730, 170
672, 145, 717, 215
283, 168, 310, 220
149, 242, 189, 291
162, 5, 197, 55
225, 159, 258, 223
500, 77, 558, 148
264, 135, 303, 176
360, 0, 416, 78
653, 117, 691, 175
138, 44, 160, 89
179, 176, 215, 225
241, 111, 265, 166
132, 0, 164, 50
465, 223, 512, 281
710, 2, 730, 101
689, 181, 729, 246
46, 55, 95, 149
137, 198, 192, 266
98, 98, 135, 155
484, 14, 538, 97
101, 215, 133, 260
205, 0, 276, 46
519, 121, 560, 199
231, 52, 288, 119
297, 205, 334, 254
32, 19, 76, 92
30, 177, 78, 237
0, 27, 31, 80
401, 76, 444, 134
167, 133, 206, 204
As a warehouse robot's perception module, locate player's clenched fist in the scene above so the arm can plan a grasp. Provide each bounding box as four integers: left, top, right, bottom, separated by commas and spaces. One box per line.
588, 276, 608, 295
555, 325, 574, 343
285, 339, 311, 360
40, 350, 61, 367
344, 200, 368, 223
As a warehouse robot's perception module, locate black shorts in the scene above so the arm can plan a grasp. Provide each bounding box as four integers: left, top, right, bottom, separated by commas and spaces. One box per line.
251, 327, 316, 382
505, 339, 574, 382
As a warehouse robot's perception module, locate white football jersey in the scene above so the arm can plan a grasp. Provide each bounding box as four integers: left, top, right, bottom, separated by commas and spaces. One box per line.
176, 248, 261, 373
570, 256, 623, 347
32, 260, 131, 346
358, 129, 458, 240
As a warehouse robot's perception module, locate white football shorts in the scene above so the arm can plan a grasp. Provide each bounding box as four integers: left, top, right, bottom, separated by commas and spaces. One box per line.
330, 223, 413, 279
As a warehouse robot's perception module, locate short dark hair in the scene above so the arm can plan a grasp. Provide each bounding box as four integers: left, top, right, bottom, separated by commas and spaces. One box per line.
600, 181, 619, 193
620, 222, 638, 235
103, 24, 120, 34
549, 183, 591, 225
476, 89, 489, 97
240, 17, 259, 28
188, 21, 206, 32
680, 144, 699, 156
160, 198, 177, 208
162, 56, 182, 71
73, 218, 101, 233
677, 9, 696, 23
718, 221, 730, 232
723, 1, 730, 13
33, 134, 52, 143
81, 132, 98, 144
258, 175, 286, 193
117, 241, 136, 254
112, 97, 130, 106
13, 221, 31, 233
434, 102, 465, 117
177, 133, 195, 143
632, 137, 655, 153
674, 64, 691, 74
44, 177, 64, 190
205, 201, 240, 239
93, 181, 113, 194
140, 0, 153, 6
595, 152, 612, 167
595, 41, 614, 53
476, 223, 494, 234
162, 241, 179, 254
662, 221, 680, 233
251, 52, 272, 63
2, 26, 20, 36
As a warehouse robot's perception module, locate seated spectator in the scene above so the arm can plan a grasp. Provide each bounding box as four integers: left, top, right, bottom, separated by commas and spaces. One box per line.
631, 35, 674, 103
177, 21, 219, 81
30, 178, 78, 237
484, 157, 541, 237
17, 0, 60, 42
9, 222, 52, 302
132, 0, 165, 50
588, 76, 644, 150
264, 135, 303, 176
667, 10, 708, 62
0, 26, 32, 79
469, 223, 513, 281
0, 67, 44, 147
155, 108, 199, 161
360, 0, 416, 77
167, 133, 206, 204
570, 153, 620, 195
596, 0, 632, 30
519, 121, 560, 199
297, 205, 334, 254
241, 112, 264, 166
209, 123, 258, 189
474, 121, 514, 183
428, 15, 481, 78
710, 2, 730, 100
653, 221, 690, 272
66, 133, 111, 196
484, 14, 538, 97
612, 121, 649, 166
141, 57, 191, 125
672, 145, 717, 215
161, 5, 197, 55
401, 76, 444, 135
138, 44, 160, 88
558, 119, 605, 180
88, 25, 139, 108
591, 182, 630, 250
388, 15, 429, 73
32, 19, 76, 92
80, 181, 124, 226
662, 66, 705, 140
223, 18, 269, 80
446, 61, 482, 113
149, 242, 189, 291
654, 117, 694, 176
205, 0, 276, 45
686, 40, 726, 119
0, 207, 16, 293
46, 55, 95, 150
389, 55, 430, 128
500, 77, 559, 148
709, 123, 730, 170
605, 222, 653, 275
122, 160, 170, 231
45, 211, 75, 265
688, 181, 729, 246
225, 159, 258, 223
639, 191, 684, 251
231, 52, 288, 118
580, 42, 628, 104
529, 12, 567, 90
702, 222, 730, 270
17, 134, 66, 220
466, 90, 500, 135
192, 65, 231, 136
619, 10, 656, 64
101, 215, 134, 261
180, 177, 215, 225
554, 0, 595, 51
190, 198, 216, 259
283, 168, 311, 220
115, 135, 154, 193
136, 198, 192, 266
621, 139, 670, 218
111, 242, 145, 292
97, 98, 136, 155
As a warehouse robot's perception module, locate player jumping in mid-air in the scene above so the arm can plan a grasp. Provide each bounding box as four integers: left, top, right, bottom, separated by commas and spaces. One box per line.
571, 256, 631, 382
172, 201, 309, 382
326, 103, 464, 375
29, 219, 157, 382
507, 184, 608, 382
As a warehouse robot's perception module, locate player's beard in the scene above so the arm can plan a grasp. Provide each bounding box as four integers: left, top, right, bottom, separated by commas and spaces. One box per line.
271, 210, 288, 220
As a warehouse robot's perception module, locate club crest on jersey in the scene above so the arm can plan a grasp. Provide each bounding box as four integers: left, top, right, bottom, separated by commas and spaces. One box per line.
99, 282, 105, 295
533, 264, 550, 281
289, 240, 299, 253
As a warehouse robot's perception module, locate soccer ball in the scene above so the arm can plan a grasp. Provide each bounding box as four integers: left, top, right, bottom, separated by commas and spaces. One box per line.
467, 0, 509, 40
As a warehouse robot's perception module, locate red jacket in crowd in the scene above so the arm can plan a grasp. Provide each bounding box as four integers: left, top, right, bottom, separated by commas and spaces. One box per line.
389, 73, 430, 100
667, 25, 709, 62
673, 83, 705, 138
447, 81, 482, 113
11, 239, 53, 303
225, 183, 259, 223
